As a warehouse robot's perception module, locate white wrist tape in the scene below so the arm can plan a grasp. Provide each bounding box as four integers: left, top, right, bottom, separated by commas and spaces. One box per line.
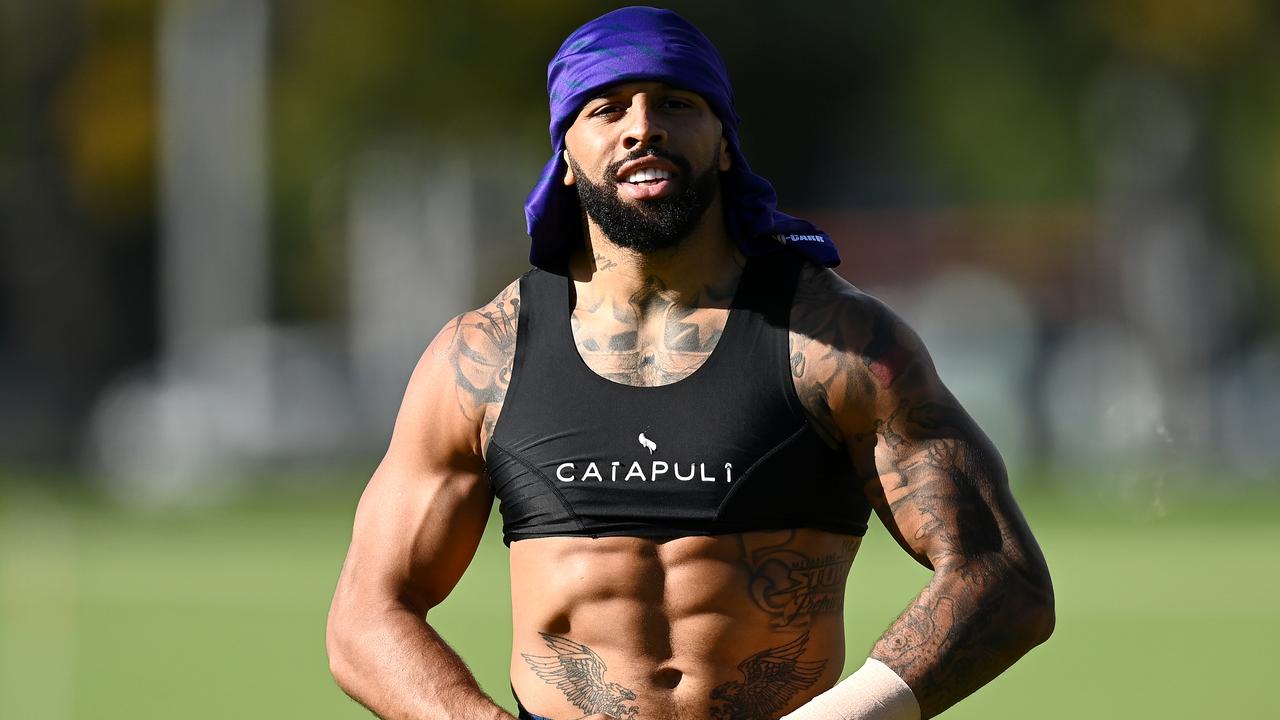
781, 658, 920, 720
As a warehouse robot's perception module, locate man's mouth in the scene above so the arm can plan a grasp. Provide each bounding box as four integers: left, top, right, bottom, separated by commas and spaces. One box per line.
611, 154, 685, 200
622, 167, 674, 185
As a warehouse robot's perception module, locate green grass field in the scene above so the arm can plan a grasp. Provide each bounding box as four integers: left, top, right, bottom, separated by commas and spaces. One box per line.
2, 474, 1278, 719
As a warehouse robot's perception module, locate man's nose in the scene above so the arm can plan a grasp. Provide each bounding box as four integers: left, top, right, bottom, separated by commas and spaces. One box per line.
621, 98, 667, 150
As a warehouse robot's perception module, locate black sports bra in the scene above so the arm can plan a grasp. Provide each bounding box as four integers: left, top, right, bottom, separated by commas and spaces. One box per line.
485, 251, 871, 545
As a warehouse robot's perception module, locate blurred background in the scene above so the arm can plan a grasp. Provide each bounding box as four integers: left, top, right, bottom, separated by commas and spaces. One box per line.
2, 0, 1278, 718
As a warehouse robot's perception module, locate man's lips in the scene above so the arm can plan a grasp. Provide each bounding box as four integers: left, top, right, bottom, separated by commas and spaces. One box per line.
613, 156, 681, 200
618, 177, 674, 200
615, 156, 680, 183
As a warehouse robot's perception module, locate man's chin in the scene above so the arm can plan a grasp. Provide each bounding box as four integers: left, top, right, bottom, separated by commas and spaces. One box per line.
607, 233, 690, 254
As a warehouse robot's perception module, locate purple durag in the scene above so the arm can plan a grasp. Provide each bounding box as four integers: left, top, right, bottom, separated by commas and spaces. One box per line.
523, 6, 840, 270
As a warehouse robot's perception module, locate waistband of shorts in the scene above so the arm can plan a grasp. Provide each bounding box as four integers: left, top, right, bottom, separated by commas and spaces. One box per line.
512, 685, 553, 720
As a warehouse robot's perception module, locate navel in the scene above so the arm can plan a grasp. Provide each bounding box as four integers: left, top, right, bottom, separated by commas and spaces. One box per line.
651, 666, 683, 689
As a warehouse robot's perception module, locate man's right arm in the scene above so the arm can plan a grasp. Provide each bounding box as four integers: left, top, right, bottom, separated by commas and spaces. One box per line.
326, 283, 519, 720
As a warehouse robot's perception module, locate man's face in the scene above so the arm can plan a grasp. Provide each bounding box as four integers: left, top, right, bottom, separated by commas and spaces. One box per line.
563, 81, 732, 253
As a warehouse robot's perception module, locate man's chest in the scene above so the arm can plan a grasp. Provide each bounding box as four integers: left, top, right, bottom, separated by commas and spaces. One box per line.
569, 298, 731, 387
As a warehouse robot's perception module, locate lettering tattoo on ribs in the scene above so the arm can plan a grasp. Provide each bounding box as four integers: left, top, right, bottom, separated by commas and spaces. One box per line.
521, 632, 639, 719
739, 531, 855, 629
710, 633, 827, 720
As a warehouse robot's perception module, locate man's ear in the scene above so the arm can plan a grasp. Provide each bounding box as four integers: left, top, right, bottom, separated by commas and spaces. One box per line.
562, 150, 576, 186
719, 137, 731, 172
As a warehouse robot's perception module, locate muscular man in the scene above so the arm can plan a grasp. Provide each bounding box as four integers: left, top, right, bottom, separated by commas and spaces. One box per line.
326, 8, 1053, 720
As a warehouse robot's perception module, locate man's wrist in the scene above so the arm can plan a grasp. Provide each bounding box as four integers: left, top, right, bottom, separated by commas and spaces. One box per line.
780, 657, 920, 720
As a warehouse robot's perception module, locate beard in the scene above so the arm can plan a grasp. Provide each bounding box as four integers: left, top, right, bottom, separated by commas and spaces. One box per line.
568, 146, 721, 253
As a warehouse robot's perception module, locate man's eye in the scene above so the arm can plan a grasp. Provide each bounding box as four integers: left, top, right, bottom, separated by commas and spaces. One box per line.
663, 98, 694, 109
591, 104, 623, 116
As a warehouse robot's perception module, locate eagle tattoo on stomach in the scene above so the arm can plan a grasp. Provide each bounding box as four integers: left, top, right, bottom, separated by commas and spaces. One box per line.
710, 633, 827, 720
521, 632, 826, 720
521, 632, 640, 719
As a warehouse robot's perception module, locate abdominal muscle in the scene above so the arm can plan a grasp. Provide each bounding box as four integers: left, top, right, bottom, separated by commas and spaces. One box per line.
508, 529, 862, 720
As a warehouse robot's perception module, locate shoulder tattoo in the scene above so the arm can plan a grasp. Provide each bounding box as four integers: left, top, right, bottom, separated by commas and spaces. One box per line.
789, 265, 923, 448
447, 280, 519, 452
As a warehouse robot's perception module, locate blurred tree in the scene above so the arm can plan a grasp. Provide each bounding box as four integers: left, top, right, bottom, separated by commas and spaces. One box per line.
0, 0, 157, 458
60, 0, 157, 222
267, 0, 600, 321
1085, 0, 1280, 323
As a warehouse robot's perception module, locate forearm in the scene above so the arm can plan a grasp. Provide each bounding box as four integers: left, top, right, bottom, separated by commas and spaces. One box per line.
870, 557, 1054, 718
328, 603, 513, 720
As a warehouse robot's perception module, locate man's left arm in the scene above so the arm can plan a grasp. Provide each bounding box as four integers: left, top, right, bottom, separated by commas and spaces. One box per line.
791, 269, 1055, 718
862, 345, 1055, 716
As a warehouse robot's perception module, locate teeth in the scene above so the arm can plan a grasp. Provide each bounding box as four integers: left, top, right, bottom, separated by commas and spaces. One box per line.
625, 168, 673, 183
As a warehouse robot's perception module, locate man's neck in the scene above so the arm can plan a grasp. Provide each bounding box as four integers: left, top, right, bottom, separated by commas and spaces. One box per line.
569, 217, 745, 315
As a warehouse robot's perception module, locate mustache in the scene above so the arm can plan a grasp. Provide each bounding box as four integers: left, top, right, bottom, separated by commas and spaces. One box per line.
605, 147, 692, 180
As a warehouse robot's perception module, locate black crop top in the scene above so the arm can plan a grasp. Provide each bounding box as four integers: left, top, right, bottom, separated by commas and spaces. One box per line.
485, 251, 872, 545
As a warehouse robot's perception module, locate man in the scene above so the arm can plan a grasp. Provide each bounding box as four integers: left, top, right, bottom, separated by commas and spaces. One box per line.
326, 7, 1053, 720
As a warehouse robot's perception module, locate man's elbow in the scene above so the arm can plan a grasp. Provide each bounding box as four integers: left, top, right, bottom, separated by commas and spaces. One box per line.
326, 600, 366, 696
1015, 565, 1055, 649
326, 622, 352, 692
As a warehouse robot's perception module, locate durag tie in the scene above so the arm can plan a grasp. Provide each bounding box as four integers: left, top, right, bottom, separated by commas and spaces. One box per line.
523, 5, 841, 270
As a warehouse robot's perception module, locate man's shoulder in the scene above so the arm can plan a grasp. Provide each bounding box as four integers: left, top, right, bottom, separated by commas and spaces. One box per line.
452, 277, 522, 341
404, 277, 523, 455
787, 262, 933, 440
432, 276, 522, 388
422, 277, 520, 358
790, 261, 895, 347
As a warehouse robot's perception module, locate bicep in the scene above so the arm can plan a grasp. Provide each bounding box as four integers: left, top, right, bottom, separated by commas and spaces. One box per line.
791, 282, 1043, 575
333, 324, 494, 617
342, 458, 491, 614
865, 343, 1045, 581
867, 394, 1013, 571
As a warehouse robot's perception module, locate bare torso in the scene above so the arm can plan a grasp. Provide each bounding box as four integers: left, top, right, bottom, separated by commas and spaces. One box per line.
485, 255, 869, 719
509, 531, 859, 719
326, 244, 1054, 720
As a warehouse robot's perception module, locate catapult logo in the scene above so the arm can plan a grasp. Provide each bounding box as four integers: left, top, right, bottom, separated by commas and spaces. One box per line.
638, 433, 657, 454
554, 431, 734, 484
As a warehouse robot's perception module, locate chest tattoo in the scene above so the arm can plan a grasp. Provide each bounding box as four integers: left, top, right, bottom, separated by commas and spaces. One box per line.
572, 275, 732, 387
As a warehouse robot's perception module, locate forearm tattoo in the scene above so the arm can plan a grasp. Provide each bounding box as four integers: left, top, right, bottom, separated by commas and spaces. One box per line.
869, 413, 1037, 715
790, 266, 1052, 717
738, 531, 854, 629
521, 633, 640, 718
448, 282, 519, 448
710, 633, 827, 720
